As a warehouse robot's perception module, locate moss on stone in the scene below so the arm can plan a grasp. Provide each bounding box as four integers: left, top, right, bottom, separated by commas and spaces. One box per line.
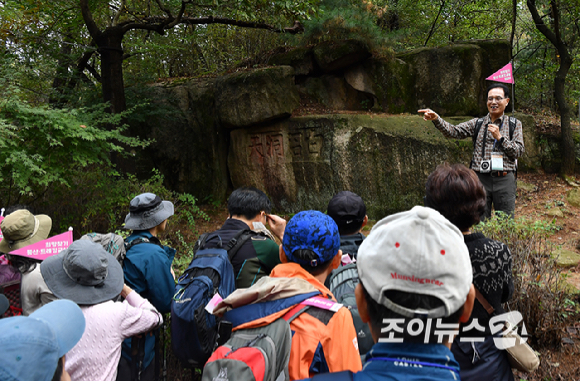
551, 248, 580, 268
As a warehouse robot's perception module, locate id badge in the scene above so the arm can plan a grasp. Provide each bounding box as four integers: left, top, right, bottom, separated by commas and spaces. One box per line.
491, 153, 504, 171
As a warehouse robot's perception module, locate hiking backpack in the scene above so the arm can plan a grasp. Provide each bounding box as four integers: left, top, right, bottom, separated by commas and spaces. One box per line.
201, 317, 293, 381
171, 229, 253, 368
202, 294, 339, 381
80, 232, 126, 266
328, 263, 374, 356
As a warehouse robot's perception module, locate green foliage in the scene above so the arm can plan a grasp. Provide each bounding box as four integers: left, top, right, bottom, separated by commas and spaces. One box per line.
177, 193, 210, 232
475, 214, 571, 348
33, 168, 211, 251
384, 0, 513, 50
0, 98, 150, 206
173, 230, 197, 276
300, 0, 391, 48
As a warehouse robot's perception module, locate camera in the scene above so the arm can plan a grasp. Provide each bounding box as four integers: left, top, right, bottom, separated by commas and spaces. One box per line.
480, 160, 491, 173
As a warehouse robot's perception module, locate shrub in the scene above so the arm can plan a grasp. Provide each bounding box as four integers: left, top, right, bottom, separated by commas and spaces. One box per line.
0, 99, 149, 207
32, 168, 209, 262
475, 213, 572, 348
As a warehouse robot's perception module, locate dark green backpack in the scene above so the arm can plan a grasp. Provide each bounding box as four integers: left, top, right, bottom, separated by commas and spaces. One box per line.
328, 263, 374, 356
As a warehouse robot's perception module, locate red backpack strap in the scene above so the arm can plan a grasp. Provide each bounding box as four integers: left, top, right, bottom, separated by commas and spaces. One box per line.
282, 303, 311, 324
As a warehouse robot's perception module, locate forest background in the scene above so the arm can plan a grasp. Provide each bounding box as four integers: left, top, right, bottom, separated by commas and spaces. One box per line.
1, 0, 580, 379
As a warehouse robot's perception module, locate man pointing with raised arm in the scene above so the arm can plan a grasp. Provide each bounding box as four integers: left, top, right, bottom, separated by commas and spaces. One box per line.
419, 84, 524, 219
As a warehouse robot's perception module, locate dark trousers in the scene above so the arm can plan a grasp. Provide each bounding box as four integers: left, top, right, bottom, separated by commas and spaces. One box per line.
116, 356, 155, 381
452, 335, 515, 381
476, 172, 516, 220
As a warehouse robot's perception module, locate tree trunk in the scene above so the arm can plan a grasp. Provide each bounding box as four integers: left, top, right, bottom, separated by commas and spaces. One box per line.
98, 30, 127, 114
555, 52, 574, 174
510, 0, 517, 49
50, 40, 73, 107
527, 0, 576, 174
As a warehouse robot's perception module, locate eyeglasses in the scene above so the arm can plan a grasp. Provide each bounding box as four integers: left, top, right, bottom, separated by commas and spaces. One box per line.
487, 96, 505, 102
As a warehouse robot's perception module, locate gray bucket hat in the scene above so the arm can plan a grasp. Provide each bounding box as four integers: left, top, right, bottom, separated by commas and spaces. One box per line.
0, 210, 52, 254
124, 193, 174, 230
40, 240, 124, 305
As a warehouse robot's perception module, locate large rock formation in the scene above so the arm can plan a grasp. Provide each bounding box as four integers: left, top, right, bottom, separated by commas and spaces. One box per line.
132, 38, 551, 212
130, 79, 229, 199
228, 114, 475, 217
216, 66, 300, 128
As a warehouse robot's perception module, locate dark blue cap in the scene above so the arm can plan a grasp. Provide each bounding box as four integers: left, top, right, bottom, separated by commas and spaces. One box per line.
282, 210, 340, 266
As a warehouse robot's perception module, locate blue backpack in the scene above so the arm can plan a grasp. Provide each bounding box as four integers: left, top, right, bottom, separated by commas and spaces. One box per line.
171, 229, 252, 368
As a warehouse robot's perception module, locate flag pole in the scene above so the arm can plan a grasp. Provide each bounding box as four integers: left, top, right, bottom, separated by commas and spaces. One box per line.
511, 60, 515, 114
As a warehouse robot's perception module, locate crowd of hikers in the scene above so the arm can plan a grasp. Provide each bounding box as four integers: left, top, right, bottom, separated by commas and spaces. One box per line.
0, 162, 523, 381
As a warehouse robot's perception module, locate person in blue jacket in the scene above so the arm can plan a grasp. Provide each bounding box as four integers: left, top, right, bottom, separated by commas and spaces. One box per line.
117, 193, 176, 381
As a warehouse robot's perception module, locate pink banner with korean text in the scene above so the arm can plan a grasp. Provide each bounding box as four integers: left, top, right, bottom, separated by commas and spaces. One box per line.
8, 229, 73, 260
485, 62, 514, 84
0, 209, 4, 242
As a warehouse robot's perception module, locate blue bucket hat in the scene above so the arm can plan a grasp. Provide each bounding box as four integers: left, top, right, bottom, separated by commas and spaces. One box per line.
282, 210, 340, 267
0, 299, 85, 381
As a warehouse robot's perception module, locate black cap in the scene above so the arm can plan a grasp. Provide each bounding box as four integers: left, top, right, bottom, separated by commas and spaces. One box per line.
327, 191, 366, 227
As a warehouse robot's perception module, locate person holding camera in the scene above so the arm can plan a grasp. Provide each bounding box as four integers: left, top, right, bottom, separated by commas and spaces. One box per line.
418, 84, 524, 219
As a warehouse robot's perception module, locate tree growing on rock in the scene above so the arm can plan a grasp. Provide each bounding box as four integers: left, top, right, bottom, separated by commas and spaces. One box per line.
79, 0, 315, 115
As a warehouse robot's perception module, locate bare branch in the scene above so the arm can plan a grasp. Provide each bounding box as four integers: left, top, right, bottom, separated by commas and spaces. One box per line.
424, 0, 445, 46
80, 0, 103, 39
155, 0, 173, 18
527, 0, 559, 48
551, 0, 562, 46
165, 1, 188, 29
122, 16, 304, 34
112, 0, 128, 27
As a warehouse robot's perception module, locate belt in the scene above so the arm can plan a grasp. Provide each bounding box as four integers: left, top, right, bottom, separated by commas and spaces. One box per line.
480, 171, 511, 177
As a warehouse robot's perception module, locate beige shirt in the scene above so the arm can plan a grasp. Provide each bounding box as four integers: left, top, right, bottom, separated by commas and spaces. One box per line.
21, 265, 57, 315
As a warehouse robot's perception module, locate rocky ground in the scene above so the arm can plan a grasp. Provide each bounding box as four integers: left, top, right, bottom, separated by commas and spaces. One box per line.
512, 172, 580, 380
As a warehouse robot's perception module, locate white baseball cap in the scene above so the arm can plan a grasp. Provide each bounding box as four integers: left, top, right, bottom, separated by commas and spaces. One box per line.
357, 206, 472, 318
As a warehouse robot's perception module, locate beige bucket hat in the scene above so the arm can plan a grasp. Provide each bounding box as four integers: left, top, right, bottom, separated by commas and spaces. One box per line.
0, 210, 52, 253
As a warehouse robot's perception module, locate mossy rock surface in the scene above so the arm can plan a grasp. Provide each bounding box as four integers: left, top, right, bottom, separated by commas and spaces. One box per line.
313, 39, 372, 73
363, 57, 414, 114
546, 208, 564, 218
300, 75, 373, 110
268, 47, 314, 76
552, 248, 580, 268
131, 79, 229, 200
397, 44, 483, 116
517, 180, 537, 192
396, 40, 511, 117
567, 188, 580, 207
215, 66, 300, 128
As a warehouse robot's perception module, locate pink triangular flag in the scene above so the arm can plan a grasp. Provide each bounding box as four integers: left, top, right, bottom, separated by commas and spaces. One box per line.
486, 62, 514, 84
0, 215, 4, 243
8, 230, 73, 260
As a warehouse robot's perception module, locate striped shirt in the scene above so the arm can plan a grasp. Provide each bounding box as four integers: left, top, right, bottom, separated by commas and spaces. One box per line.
433, 114, 525, 172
